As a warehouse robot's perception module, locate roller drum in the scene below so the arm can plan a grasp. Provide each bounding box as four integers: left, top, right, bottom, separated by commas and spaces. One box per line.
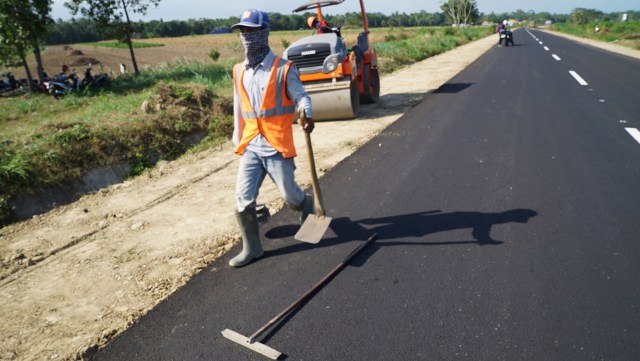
305, 80, 359, 121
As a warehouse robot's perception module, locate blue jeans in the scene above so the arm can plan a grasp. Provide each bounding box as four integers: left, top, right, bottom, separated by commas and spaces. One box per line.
236, 150, 305, 212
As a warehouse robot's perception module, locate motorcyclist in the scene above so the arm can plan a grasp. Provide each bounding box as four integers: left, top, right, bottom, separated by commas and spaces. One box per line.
497, 20, 507, 47
57, 64, 80, 90
58, 64, 70, 80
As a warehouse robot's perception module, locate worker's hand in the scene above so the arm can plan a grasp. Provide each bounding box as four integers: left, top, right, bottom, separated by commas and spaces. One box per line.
297, 109, 314, 133
298, 116, 314, 133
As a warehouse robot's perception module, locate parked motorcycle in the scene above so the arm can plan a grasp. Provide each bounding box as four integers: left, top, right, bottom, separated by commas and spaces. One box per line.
0, 72, 18, 94
17, 78, 40, 92
81, 64, 111, 89
44, 71, 81, 98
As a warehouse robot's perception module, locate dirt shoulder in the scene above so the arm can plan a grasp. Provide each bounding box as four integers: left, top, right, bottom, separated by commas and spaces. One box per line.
1, 32, 637, 361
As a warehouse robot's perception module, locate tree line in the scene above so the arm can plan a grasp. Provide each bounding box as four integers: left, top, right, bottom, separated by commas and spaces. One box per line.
44, 9, 638, 46
3, 0, 637, 90
43, 12, 448, 45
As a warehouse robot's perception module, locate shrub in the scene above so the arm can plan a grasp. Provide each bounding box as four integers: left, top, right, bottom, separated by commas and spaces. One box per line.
209, 48, 221, 62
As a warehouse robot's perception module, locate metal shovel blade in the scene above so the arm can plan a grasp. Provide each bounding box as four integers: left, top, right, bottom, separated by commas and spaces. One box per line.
295, 214, 332, 244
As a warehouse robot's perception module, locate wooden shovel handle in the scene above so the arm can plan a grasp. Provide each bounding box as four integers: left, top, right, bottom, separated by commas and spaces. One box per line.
304, 131, 325, 217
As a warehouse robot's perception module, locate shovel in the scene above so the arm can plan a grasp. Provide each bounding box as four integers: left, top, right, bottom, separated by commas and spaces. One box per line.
295, 111, 331, 244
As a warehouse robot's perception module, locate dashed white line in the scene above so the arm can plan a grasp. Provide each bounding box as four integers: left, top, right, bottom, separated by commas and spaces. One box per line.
552, 54, 561, 61
539, 41, 544, 45
544, 46, 550, 51
625, 128, 640, 145
569, 70, 589, 86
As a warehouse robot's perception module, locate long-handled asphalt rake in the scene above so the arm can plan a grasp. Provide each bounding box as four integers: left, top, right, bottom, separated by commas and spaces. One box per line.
222, 232, 378, 359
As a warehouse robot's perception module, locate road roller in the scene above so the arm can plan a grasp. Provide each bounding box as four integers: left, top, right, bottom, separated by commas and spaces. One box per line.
283, 0, 380, 121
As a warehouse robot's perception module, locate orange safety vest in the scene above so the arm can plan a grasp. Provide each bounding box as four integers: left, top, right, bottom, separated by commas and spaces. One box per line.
233, 56, 297, 158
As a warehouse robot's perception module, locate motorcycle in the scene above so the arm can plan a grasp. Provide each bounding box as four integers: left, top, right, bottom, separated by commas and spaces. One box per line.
502, 30, 515, 47
17, 78, 40, 93
0, 72, 18, 94
44, 71, 81, 98
81, 64, 111, 89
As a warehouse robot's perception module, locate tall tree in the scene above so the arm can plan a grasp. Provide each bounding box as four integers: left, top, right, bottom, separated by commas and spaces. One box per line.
570, 8, 603, 24
65, 0, 161, 75
0, 0, 53, 88
440, 0, 479, 26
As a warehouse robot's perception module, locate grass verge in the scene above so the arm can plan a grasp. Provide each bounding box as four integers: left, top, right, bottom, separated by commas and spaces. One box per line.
550, 21, 640, 49
374, 26, 495, 73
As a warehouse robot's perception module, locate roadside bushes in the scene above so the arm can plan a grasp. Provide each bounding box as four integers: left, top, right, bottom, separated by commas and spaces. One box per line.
551, 21, 640, 48
0, 79, 233, 226
376, 26, 494, 73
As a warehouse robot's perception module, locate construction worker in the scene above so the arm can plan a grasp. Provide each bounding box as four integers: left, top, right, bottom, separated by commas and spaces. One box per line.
229, 9, 316, 268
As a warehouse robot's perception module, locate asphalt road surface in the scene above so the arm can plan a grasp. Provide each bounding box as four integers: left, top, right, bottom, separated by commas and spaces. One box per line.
94, 29, 640, 360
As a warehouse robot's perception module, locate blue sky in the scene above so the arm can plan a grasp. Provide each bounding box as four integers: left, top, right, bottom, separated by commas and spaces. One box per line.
50, 0, 639, 21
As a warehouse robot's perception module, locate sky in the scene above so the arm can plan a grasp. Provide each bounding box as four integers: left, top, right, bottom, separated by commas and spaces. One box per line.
50, 0, 639, 22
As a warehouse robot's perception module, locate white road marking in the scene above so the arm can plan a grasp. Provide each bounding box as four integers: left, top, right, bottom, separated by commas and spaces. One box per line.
552, 54, 561, 61
625, 128, 640, 145
544, 46, 550, 51
569, 70, 589, 86
539, 41, 544, 44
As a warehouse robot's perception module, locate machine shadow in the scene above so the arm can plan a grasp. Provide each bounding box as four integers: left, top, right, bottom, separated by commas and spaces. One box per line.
264, 208, 538, 261
355, 92, 431, 120
433, 82, 474, 94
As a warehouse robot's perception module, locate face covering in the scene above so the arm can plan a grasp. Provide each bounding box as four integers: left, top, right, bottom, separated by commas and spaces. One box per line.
240, 28, 271, 69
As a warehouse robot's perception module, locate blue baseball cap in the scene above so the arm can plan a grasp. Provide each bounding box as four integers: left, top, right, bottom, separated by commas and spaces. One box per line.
231, 9, 270, 30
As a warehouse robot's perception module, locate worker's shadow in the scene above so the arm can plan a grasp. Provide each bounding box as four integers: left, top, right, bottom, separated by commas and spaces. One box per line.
260, 208, 537, 353
264, 208, 538, 263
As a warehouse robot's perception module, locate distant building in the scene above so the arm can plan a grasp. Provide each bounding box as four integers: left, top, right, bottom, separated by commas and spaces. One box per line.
209, 28, 231, 35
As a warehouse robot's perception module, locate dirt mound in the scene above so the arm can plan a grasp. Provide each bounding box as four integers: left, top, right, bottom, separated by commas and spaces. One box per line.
70, 56, 101, 67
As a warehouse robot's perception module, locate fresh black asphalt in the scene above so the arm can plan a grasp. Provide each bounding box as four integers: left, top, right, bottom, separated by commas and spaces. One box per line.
94, 29, 640, 360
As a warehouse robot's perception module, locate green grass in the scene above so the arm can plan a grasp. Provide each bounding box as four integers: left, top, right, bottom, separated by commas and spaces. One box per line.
0, 26, 495, 226
81, 41, 165, 48
375, 26, 495, 73
0, 60, 235, 224
550, 21, 640, 49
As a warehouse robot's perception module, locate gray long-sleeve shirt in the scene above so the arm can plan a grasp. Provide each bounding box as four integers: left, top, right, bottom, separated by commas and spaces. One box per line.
233, 51, 312, 157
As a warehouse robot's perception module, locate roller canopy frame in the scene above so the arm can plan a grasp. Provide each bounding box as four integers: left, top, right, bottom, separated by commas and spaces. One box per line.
293, 0, 345, 13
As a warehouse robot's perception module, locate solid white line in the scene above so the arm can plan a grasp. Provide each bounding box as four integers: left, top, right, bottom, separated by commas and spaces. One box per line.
625, 128, 640, 145
552, 54, 561, 61
569, 70, 589, 86
544, 46, 550, 51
